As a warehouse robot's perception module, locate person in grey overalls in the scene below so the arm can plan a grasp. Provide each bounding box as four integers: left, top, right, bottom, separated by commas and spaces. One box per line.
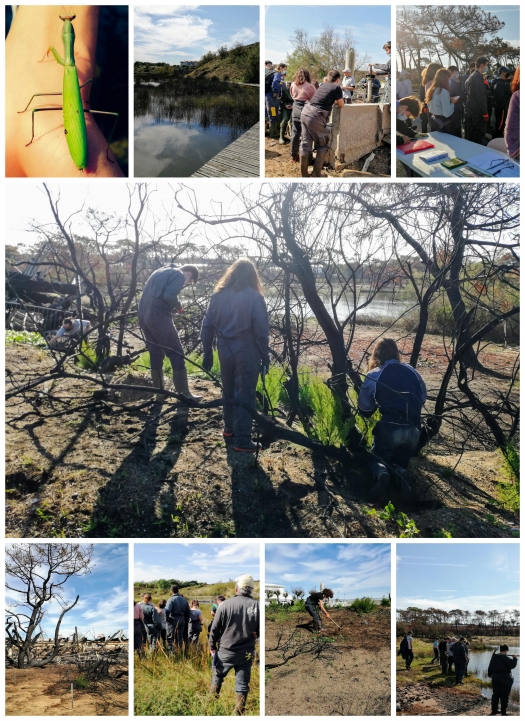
188, 599, 204, 645
209, 574, 259, 715
139, 593, 162, 650
165, 585, 191, 651
138, 263, 202, 402
201, 259, 270, 453
305, 588, 334, 632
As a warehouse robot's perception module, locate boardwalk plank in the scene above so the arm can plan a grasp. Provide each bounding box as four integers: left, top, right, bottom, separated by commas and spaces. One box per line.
191, 122, 260, 178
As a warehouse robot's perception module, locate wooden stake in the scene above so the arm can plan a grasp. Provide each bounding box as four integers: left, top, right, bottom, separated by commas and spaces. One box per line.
71, 682, 74, 710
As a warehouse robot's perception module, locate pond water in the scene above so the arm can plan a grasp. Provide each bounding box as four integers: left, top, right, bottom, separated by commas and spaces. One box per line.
468, 646, 520, 708
134, 83, 257, 177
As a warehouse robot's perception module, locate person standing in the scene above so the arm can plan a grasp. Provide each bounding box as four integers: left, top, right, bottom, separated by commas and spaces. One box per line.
209, 574, 259, 715
201, 259, 270, 453
305, 588, 334, 632
139, 593, 162, 651
454, 637, 468, 685
488, 644, 518, 716
465, 56, 489, 144
431, 638, 439, 664
156, 599, 168, 647
396, 70, 412, 100
447, 637, 456, 674
278, 78, 294, 145
165, 584, 191, 651
492, 67, 512, 138
134, 601, 145, 657
447, 66, 465, 136
188, 600, 204, 645
299, 69, 344, 178
138, 263, 202, 402
265, 61, 279, 138
358, 338, 427, 502
426, 68, 460, 133
289, 68, 316, 162
341, 68, 355, 104
439, 637, 448, 674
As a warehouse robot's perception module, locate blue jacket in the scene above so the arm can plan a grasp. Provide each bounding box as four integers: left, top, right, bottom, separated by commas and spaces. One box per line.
165, 593, 190, 621
272, 72, 284, 94
138, 265, 185, 317
358, 359, 426, 427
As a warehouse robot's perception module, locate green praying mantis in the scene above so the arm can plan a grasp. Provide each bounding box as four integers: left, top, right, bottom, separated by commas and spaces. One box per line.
18, 12, 119, 171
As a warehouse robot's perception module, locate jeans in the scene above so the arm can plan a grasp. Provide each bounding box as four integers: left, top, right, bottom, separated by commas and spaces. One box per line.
370, 422, 420, 479
212, 649, 254, 694
305, 601, 321, 629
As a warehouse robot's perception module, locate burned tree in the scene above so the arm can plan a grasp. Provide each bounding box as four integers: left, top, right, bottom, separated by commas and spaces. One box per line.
5, 543, 93, 668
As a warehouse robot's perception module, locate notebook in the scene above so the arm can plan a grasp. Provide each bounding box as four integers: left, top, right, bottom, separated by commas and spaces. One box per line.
397, 139, 435, 155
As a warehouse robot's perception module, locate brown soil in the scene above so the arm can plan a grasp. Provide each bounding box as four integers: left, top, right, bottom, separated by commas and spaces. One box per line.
264, 136, 391, 177
265, 608, 390, 715
396, 681, 492, 716
5, 330, 518, 539
5, 666, 128, 716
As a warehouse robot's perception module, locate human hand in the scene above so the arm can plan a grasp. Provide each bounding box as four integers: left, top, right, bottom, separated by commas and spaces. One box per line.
202, 355, 213, 373
6, 6, 124, 177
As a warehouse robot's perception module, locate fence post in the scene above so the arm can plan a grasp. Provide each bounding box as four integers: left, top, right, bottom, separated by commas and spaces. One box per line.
71, 682, 74, 710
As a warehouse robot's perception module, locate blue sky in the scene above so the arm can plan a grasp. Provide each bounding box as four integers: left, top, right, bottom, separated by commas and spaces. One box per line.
135, 6, 260, 63
265, 6, 391, 71
397, 544, 520, 612
5, 544, 128, 639
266, 544, 391, 599
135, 543, 260, 584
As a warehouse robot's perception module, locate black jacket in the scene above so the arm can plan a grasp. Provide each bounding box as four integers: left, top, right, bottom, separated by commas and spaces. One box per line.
488, 653, 518, 678
465, 70, 488, 116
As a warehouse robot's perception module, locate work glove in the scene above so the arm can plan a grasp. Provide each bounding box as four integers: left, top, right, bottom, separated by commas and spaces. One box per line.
483, 114, 489, 122
202, 354, 213, 372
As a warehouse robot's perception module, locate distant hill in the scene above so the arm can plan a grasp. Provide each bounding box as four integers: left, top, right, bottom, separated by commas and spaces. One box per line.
188, 42, 259, 84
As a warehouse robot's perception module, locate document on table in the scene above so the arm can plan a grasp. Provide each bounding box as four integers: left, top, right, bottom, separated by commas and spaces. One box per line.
467, 151, 520, 177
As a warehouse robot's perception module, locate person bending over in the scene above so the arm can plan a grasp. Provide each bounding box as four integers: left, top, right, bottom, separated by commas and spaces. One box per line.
305, 588, 334, 633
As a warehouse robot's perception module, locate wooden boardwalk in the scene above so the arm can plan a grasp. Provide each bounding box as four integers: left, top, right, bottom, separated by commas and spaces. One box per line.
191, 123, 260, 178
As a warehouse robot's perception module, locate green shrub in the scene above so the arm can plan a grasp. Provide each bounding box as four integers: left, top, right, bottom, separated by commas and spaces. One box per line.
75, 342, 97, 370
5, 330, 45, 346
74, 674, 90, 689
257, 365, 287, 415
380, 596, 391, 607
298, 372, 353, 446
350, 597, 377, 614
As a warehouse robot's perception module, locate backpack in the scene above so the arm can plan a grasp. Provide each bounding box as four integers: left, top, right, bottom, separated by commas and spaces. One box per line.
265, 71, 276, 93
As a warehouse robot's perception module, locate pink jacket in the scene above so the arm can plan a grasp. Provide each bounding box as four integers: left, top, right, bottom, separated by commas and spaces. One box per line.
290, 82, 316, 101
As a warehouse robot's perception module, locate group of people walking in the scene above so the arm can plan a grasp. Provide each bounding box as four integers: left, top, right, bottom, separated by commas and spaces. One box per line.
396, 59, 520, 160
134, 575, 259, 716
265, 42, 391, 178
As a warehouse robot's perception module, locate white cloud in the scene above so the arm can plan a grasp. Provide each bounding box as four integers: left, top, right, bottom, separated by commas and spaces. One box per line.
228, 27, 257, 46
135, 9, 213, 62
398, 591, 520, 613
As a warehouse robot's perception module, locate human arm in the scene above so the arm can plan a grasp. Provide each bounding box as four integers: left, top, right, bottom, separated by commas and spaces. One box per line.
252, 295, 270, 369
358, 372, 378, 417
201, 298, 216, 371
5, 6, 123, 177
504, 91, 520, 159
209, 606, 223, 652
318, 599, 330, 618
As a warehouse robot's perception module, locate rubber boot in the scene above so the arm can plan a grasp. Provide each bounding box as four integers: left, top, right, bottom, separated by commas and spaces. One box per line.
300, 154, 310, 177
233, 693, 247, 715
172, 368, 203, 402
269, 122, 279, 139
151, 369, 164, 403
310, 147, 328, 177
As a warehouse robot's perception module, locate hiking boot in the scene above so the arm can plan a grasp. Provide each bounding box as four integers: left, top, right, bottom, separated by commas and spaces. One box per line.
234, 441, 262, 453
370, 471, 391, 502
269, 123, 279, 139
233, 693, 247, 715
172, 368, 203, 402
310, 148, 329, 178
300, 154, 310, 177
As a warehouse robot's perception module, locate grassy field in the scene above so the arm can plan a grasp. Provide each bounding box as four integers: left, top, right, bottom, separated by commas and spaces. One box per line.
134, 582, 260, 716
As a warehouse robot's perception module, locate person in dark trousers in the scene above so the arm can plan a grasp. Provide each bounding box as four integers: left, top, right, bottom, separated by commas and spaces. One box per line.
208, 596, 225, 637
279, 79, 294, 145
431, 638, 439, 664
453, 637, 468, 685
188, 600, 204, 645
209, 574, 259, 716
305, 588, 334, 632
267, 63, 287, 139
465, 56, 489, 144
139, 593, 162, 650
358, 338, 426, 502
165, 585, 191, 651
488, 644, 518, 716
299, 69, 344, 178
201, 259, 270, 453
447, 637, 456, 674
447, 66, 466, 136
439, 637, 448, 674
265, 61, 279, 137
399, 631, 414, 669
492, 67, 512, 138
289, 67, 316, 161
138, 263, 202, 403
134, 601, 145, 657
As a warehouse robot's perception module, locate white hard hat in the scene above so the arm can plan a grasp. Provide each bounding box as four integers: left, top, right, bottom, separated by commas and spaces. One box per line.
236, 574, 255, 588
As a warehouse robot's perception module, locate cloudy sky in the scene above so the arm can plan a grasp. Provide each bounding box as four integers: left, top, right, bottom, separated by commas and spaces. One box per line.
397, 543, 520, 612
5, 544, 128, 639
135, 6, 260, 63
134, 542, 260, 584
266, 543, 391, 599
265, 6, 391, 70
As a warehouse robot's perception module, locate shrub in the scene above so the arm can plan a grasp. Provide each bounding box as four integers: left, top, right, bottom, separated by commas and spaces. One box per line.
298, 371, 353, 446
350, 597, 377, 614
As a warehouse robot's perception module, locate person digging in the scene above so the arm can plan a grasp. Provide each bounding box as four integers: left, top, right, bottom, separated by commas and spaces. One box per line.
305, 588, 334, 633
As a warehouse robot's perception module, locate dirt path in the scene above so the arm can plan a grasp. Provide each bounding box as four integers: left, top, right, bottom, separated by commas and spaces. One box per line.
5, 332, 518, 539
396, 680, 492, 716
5, 666, 128, 716
265, 608, 390, 716
265, 136, 390, 178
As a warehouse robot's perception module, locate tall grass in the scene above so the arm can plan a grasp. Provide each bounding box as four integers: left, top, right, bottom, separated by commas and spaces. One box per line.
134, 604, 259, 716
297, 371, 353, 446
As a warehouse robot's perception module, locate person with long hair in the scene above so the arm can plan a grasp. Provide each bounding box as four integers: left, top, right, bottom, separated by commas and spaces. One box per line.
289, 67, 316, 162
201, 259, 270, 453
419, 62, 441, 132
426, 68, 460, 133
358, 338, 426, 502
188, 600, 204, 645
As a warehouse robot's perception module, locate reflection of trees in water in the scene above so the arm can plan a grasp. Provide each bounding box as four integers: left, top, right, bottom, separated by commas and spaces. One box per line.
134, 78, 258, 136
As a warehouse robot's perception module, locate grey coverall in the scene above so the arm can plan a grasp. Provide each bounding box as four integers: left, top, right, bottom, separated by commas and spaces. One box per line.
138, 266, 186, 372
209, 593, 259, 695
139, 602, 161, 650
165, 593, 190, 650
201, 287, 270, 448
300, 103, 330, 156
